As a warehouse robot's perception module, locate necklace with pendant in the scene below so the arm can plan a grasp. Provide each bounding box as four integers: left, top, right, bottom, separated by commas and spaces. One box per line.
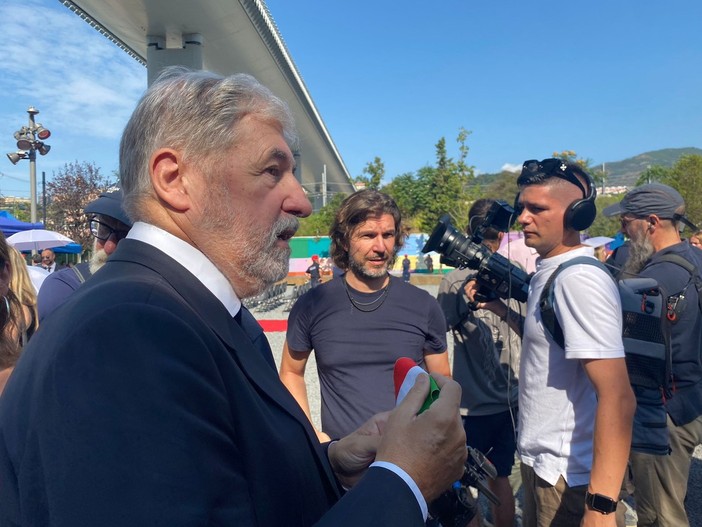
343, 276, 391, 313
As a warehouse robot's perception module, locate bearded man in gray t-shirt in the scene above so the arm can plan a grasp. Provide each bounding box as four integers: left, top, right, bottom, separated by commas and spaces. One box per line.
280, 190, 449, 441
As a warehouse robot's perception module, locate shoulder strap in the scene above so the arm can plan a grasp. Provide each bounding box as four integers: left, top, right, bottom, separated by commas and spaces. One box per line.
539, 256, 610, 349
71, 262, 92, 284
655, 253, 702, 313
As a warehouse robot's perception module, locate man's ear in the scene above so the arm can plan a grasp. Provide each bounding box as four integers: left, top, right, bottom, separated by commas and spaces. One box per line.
149, 148, 191, 212
648, 215, 659, 232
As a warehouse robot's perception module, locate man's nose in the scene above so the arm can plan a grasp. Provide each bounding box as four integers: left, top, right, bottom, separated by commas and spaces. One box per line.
371, 236, 387, 252
282, 172, 312, 218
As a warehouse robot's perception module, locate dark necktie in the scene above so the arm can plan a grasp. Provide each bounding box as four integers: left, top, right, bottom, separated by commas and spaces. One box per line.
235, 306, 276, 371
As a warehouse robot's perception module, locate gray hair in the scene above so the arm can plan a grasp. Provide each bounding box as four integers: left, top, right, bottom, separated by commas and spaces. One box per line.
119, 66, 298, 221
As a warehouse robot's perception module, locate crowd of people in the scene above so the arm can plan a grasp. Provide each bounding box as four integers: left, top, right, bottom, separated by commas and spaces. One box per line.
0, 66, 700, 527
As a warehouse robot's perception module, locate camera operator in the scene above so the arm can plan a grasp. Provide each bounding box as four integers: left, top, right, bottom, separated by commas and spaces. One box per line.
437, 199, 523, 527
466, 159, 635, 527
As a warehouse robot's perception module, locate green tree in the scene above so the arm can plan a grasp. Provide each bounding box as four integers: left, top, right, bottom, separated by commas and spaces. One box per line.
552, 150, 579, 163
662, 155, 702, 227
412, 130, 476, 233
45, 161, 115, 252
393, 166, 437, 233
296, 192, 348, 237
456, 128, 473, 181
382, 172, 425, 230
588, 194, 624, 238
636, 165, 672, 186
626, 156, 702, 227
354, 157, 385, 190
483, 170, 521, 205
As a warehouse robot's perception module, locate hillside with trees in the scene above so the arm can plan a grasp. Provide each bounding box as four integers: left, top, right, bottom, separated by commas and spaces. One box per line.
597, 147, 702, 186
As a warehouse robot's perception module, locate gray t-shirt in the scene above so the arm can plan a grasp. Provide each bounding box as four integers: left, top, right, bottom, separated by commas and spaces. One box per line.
438, 268, 521, 416
287, 275, 447, 438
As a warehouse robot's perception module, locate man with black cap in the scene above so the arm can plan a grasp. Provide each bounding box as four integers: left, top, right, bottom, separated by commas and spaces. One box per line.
37, 188, 132, 322
604, 183, 702, 527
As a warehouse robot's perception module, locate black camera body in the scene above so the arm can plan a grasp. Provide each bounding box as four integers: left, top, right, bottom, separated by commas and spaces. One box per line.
422, 201, 531, 304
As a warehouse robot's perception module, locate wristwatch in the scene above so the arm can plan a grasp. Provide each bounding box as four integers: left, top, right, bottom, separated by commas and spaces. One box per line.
585, 491, 618, 515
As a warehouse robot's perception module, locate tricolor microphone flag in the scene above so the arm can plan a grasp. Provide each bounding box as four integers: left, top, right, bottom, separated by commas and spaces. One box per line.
393, 357, 441, 413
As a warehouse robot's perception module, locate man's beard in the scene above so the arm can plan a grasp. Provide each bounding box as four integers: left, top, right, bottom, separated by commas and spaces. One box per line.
621, 236, 655, 277
89, 248, 109, 275
238, 215, 299, 293
199, 178, 300, 296
347, 253, 391, 280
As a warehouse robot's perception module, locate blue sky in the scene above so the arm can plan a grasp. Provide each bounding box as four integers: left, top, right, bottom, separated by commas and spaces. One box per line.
1, 0, 700, 198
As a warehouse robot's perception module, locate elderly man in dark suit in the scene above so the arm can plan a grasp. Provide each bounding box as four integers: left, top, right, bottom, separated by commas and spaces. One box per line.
0, 67, 466, 526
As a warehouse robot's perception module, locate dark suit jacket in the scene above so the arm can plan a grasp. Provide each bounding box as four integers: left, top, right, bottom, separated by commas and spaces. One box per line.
0, 240, 422, 526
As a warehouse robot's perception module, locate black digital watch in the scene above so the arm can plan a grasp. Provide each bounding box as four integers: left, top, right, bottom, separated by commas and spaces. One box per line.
585, 491, 618, 515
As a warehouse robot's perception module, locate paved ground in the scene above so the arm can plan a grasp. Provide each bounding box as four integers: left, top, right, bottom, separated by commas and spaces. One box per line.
252, 282, 702, 526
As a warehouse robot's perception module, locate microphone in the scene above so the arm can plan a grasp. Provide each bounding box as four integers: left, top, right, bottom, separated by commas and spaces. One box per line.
393, 357, 440, 413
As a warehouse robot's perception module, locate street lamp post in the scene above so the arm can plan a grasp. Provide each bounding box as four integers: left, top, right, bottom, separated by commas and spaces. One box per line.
6, 106, 52, 224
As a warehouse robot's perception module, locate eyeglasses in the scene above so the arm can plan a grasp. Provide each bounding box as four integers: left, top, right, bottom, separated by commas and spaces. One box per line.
520, 158, 588, 197
620, 216, 635, 230
619, 216, 646, 231
89, 219, 129, 243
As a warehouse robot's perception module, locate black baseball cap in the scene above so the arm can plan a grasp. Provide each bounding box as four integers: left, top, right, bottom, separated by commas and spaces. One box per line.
603, 183, 697, 230
84, 188, 133, 227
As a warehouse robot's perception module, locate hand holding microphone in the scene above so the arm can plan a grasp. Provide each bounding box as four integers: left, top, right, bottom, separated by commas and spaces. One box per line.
393, 359, 502, 527
374, 358, 466, 502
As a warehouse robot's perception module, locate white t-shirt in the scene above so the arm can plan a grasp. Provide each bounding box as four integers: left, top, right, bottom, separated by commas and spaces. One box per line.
518, 246, 624, 487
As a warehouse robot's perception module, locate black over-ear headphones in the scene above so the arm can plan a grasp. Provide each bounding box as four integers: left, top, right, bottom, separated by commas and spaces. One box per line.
565, 170, 597, 231
514, 159, 597, 231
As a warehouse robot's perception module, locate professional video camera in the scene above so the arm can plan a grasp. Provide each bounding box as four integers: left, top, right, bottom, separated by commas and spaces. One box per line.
422, 200, 531, 304
429, 446, 501, 527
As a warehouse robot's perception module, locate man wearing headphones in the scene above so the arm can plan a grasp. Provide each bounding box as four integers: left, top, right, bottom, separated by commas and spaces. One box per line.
467, 159, 635, 527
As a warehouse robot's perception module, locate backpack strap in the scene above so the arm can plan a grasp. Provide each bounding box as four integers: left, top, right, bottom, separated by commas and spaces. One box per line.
654, 253, 702, 313
71, 262, 92, 285
539, 256, 611, 349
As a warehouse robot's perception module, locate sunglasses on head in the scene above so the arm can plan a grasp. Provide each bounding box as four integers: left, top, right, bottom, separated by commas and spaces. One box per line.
520, 158, 588, 197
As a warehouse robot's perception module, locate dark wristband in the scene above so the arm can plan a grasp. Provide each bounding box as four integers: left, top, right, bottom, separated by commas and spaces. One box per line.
585, 491, 618, 515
